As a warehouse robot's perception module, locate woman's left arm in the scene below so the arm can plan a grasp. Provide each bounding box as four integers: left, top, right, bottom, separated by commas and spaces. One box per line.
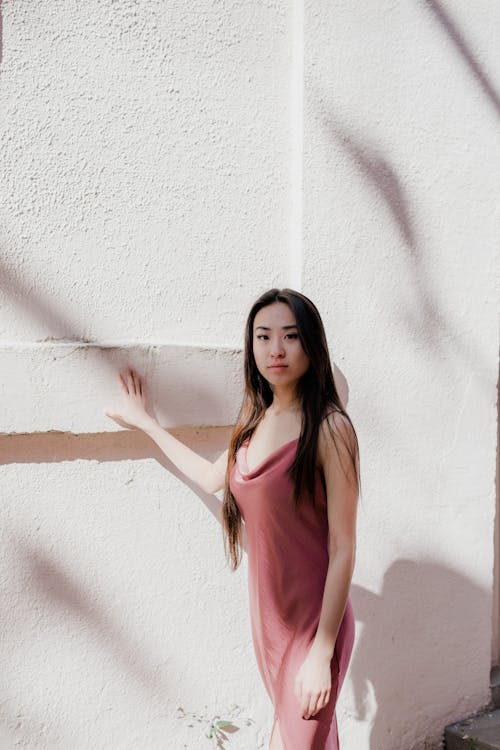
309, 411, 359, 660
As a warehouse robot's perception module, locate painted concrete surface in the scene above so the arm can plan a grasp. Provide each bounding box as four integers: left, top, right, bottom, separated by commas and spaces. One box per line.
0, 343, 244, 433
0, 431, 269, 749
302, 3, 499, 748
0, 1, 499, 749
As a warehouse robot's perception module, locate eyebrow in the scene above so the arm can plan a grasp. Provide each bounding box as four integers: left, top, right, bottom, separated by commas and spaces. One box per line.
254, 324, 298, 331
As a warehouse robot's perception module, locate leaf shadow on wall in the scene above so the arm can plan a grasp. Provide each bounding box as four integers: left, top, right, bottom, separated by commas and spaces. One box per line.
11, 531, 174, 699
423, 0, 500, 117
312, 112, 491, 389
0, 428, 246, 746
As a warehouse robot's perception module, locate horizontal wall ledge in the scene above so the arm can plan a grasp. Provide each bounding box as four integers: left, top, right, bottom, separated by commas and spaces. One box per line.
0, 425, 233, 465
0, 342, 244, 434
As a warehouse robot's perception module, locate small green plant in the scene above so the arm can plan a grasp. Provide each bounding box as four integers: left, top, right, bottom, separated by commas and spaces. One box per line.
176, 702, 256, 748
460, 732, 480, 749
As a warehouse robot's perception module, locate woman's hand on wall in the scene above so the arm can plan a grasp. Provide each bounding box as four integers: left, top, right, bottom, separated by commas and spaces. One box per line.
104, 368, 157, 432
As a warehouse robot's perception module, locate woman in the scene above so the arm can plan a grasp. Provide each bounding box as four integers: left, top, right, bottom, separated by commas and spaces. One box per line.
105, 287, 360, 750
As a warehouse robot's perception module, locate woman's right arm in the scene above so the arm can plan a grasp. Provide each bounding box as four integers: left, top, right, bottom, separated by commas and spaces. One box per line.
143, 421, 229, 494
104, 368, 229, 495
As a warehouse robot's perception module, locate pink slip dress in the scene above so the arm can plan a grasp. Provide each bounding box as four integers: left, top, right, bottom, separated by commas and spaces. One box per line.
229, 436, 355, 750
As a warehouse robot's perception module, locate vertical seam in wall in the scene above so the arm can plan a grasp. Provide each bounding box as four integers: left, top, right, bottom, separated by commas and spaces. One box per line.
289, 0, 304, 291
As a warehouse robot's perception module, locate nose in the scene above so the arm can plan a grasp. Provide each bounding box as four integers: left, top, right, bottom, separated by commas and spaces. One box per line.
270, 337, 285, 357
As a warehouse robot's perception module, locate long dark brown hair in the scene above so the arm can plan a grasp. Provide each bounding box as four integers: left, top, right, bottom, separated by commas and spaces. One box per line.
221, 288, 361, 571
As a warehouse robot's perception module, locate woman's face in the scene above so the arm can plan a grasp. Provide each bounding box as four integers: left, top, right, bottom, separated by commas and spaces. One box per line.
252, 302, 310, 386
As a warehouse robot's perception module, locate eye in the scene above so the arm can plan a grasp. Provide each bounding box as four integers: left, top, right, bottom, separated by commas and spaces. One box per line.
255, 333, 298, 340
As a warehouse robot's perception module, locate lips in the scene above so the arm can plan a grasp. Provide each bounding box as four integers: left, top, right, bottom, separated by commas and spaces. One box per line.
269, 365, 288, 369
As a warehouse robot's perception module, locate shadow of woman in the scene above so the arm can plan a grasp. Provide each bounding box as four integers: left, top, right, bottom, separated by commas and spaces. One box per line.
350, 558, 490, 749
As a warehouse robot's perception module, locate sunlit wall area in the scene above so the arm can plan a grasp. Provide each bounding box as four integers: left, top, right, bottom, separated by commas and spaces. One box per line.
0, 1, 498, 748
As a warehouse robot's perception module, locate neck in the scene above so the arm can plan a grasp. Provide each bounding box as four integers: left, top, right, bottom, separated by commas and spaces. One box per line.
269, 386, 302, 415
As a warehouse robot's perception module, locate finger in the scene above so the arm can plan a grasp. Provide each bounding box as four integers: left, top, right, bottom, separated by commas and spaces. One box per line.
306, 694, 316, 719
128, 368, 137, 395
131, 368, 140, 396
310, 690, 326, 717
302, 692, 312, 718
104, 412, 131, 429
307, 695, 318, 718
118, 372, 128, 392
138, 376, 144, 398
306, 691, 320, 719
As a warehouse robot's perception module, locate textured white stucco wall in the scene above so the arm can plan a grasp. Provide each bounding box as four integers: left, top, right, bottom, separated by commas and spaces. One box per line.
302, 2, 499, 748
1, 1, 499, 749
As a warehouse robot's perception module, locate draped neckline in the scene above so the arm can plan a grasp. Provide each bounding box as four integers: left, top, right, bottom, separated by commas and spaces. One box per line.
239, 436, 300, 479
